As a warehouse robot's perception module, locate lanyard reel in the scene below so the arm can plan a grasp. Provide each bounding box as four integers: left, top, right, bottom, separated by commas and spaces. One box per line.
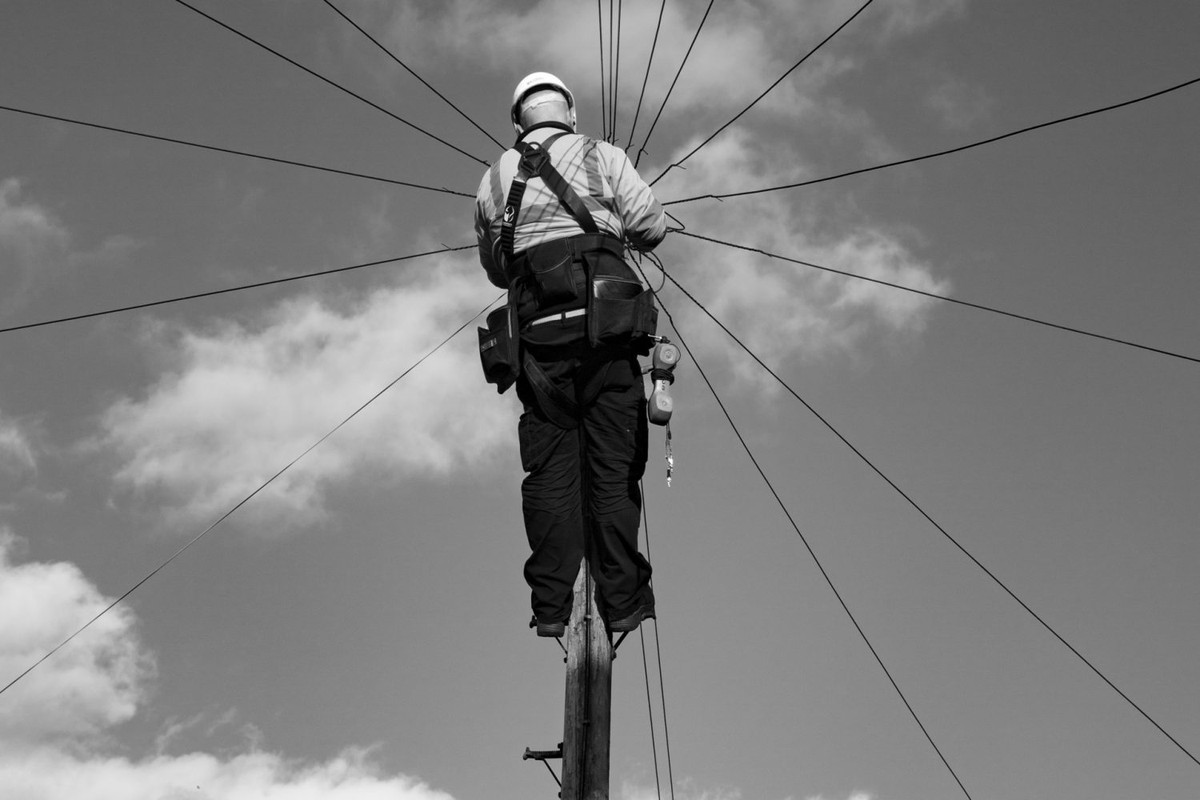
646, 339, 680, 486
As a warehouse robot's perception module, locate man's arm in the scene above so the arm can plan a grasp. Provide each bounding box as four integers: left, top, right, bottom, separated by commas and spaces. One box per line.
599, 142, 667, 251
475, 175, 508, 288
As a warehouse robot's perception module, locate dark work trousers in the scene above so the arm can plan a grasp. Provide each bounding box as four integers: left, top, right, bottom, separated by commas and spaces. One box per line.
516, 341, 654, 625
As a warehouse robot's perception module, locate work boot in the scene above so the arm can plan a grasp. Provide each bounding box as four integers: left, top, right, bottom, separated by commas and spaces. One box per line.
530, 615, 566, 637
608, 604, 654, 633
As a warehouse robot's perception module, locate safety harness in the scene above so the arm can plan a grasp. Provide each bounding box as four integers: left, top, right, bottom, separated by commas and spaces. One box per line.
481, 128, 657, 429
498, 130, 598, 271
503, 130, 601, 429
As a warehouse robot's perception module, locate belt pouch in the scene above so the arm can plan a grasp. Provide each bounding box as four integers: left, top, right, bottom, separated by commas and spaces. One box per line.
586, 257, 658, 351
526, 238, 580, 307
478, 303, 520, 393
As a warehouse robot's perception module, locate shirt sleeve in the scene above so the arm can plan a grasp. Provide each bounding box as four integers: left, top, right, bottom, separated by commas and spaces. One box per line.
598, 141, 667, 251
474, 169, 507, 288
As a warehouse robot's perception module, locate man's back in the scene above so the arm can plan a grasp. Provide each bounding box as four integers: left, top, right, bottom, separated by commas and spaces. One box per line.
474, 126, 666, 288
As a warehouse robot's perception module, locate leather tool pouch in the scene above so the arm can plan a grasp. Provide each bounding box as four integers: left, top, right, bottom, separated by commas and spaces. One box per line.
586, 255, 658, 352
525, 238, 581, 308
478, 302, 521, 394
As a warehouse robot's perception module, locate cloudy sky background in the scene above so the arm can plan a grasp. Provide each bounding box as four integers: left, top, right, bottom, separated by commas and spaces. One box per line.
1, 1, 1198, 798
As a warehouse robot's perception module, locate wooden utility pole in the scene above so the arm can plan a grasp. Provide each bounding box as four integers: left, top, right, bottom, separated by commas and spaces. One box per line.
560, 557, 612, 799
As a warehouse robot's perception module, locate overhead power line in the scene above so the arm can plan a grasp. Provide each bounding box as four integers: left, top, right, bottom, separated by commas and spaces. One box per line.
0, 296, 498, 700
319, 0, 504, 150
170, 0, 489, 166
661, 269, 1200, 769
0, 104, 473, 198
0, 246, 473, 335
637, 486, 676, 800
634, 0, 716, 168
598, 0, 608, 142
611, 0, 623, 143
637, 496, 670, 800
637, 625, 664, 800
676, 230, 1200, 365
650, 0, 877, 186
653, 294, 975, 800
625, 0, 668, 150
665, 75, 1200, 205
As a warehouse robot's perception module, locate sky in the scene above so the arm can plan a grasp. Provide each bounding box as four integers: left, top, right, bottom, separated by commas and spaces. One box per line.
1, 1, 1198, 799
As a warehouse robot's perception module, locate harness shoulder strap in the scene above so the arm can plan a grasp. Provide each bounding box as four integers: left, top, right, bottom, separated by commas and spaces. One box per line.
500, 134, 599, 266
521, 141, 599, 236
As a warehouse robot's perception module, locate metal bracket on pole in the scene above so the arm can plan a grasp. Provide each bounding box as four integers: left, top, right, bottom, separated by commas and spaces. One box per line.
523, 745, 563, 761
523, 744, 564, 790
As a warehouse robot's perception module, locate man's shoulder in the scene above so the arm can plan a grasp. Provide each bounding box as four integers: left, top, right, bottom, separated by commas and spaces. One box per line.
475, 164, 497, 202
587, 138, 633, 166
476, 150, 519, 201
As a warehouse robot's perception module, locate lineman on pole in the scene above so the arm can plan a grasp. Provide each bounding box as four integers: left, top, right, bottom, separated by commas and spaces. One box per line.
475, 72, 667, 637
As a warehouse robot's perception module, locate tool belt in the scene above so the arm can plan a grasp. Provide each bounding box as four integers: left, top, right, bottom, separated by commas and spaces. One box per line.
478, 299, 521, 394
583, 244, 658, 353
478, 234, 657, 395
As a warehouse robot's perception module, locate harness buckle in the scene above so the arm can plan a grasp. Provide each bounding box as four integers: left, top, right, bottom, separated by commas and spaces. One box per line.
520, 142, 551, 176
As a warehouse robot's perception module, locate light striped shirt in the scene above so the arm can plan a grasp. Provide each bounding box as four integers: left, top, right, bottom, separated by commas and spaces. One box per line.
474, 126, 666, 288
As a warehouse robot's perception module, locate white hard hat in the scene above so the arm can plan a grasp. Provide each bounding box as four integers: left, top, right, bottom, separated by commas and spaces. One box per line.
511, 71, 576, 134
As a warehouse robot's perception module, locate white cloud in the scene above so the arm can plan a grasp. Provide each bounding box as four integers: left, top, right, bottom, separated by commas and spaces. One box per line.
0, 178, 71, 312
389, 0, 966, 126
619, 780, 744, 800
96, 257, 514, 530
619, 780, 873, 800
153, 708, 262, 758
925, 74, 994, 130
0, 747, 456, 800
0, 533, 456, 800
371, 0, 857, 135
648, 129, 949, 386
654, 126, 818, 200
0, 411, 37, 479
0, 178, 140, 314
0, 530, 153, 746
871, 0, 966, 39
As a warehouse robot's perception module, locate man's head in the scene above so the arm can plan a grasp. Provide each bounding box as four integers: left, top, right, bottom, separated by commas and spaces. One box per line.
511, 72, 576, 135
